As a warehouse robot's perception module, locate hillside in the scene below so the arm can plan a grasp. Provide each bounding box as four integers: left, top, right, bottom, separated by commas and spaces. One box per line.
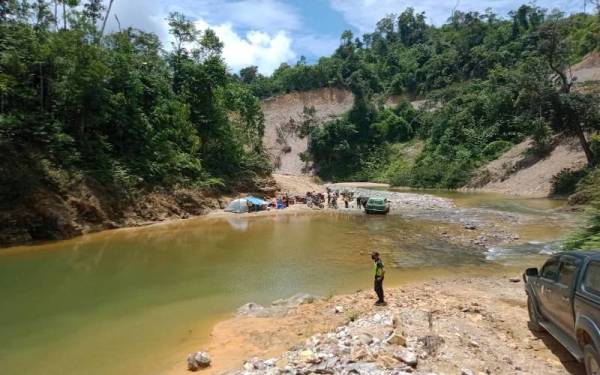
261, 88, 354, 175
573, 52, 600, 87
465, 52, 600, 197
467, 137, 588, 197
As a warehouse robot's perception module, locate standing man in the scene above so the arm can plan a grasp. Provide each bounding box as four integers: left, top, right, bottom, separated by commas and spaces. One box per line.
371, 251, 386, 306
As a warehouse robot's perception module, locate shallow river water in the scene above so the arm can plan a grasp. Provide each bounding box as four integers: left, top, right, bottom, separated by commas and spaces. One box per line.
0, 191, 580, 374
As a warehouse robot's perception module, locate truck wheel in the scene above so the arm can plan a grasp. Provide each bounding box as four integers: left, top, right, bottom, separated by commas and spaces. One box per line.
527, 295, 544, 332
584, 345, 600, 375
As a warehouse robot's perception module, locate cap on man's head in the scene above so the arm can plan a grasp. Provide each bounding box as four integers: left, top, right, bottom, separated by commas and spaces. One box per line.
371, 251, 379, 256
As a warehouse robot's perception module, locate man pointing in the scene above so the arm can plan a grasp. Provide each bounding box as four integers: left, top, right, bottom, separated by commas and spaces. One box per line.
371, 251, 386, 306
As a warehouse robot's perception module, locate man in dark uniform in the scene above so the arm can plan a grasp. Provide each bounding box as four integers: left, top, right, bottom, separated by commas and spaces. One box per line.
371, 251, 386, 306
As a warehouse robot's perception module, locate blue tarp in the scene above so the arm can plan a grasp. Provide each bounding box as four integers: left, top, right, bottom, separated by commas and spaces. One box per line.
246, 196, 267, 205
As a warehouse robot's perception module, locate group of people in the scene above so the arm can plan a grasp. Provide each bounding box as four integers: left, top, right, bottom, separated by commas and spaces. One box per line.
272, 193, 292, 209
326, 187, 354, 209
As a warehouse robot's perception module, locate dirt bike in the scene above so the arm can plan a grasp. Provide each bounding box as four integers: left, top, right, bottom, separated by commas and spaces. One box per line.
307, 195, 324, 209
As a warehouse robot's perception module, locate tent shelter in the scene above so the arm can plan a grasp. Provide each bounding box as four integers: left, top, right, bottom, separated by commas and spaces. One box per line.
224, 196, 268, 214
224, 198, 249, 213
246, 196, 267, 207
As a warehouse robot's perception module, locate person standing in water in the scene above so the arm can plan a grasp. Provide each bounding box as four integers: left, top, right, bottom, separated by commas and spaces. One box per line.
371, 251, 386, 306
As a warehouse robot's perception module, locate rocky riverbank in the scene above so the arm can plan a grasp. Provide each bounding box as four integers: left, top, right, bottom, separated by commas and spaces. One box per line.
172, 277, 584, 375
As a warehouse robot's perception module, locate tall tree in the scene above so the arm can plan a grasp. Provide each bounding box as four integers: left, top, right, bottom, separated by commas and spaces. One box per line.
537, 19, 597, 165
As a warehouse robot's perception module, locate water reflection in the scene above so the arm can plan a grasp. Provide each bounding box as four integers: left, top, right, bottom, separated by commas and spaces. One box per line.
226, 216, 250, 231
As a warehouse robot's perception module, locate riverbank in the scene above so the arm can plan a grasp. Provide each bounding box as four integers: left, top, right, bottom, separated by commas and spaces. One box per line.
168, 276, 584, 375
0, 175, 279, 247
0, 171, 575, 248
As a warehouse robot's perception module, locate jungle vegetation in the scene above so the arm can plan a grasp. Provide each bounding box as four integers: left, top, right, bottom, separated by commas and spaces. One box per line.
0, 1, 270, 206
241, 5, 600, 188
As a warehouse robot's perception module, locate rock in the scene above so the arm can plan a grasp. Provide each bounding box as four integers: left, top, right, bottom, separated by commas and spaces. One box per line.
358, 333, 373, 345
298, 349, 320, 364
187, 351, 211, 371
335, 305, 344, 313
272, 293, 318, 307
386, 331, 407, 346
509, 277, 521, 283
464, 224, 477, 230
237, 302, 267, 316
264, 358, 277, 367
393, 348, 418, 367
461, 369, 475, 375
243, 357, 268, 371
377, 354, 399, 369
350, 347, 370, 362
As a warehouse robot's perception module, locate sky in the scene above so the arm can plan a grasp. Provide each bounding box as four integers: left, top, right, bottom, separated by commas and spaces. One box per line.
105, 0, 590, 75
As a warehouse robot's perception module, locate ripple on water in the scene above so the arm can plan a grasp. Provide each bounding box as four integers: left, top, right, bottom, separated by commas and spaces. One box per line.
485, 241, 563, 261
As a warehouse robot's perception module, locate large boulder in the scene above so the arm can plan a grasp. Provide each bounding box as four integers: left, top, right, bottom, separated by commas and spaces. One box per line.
187, 351, 211, 371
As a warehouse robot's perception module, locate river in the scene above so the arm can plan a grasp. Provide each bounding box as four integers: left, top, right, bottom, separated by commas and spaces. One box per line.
0, 190, 580, 374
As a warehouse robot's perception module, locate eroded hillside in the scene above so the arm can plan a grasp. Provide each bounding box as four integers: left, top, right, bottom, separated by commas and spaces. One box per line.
261, 88, 354, 175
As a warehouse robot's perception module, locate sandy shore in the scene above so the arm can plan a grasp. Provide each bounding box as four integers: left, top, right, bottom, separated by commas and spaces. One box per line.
166, 276, 584, 375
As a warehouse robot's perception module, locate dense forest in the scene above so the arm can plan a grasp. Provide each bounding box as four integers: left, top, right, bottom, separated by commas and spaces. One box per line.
239, 4, 600, 248
0, 0, 271, 209
243, 5, 600, 187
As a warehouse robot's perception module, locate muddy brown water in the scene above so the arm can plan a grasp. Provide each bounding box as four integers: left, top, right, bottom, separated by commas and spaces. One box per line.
0, 191, 580, 374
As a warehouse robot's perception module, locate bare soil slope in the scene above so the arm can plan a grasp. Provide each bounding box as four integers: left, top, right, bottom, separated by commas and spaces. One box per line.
572, 52, 600, 85
272, 174, 323, 194
468, 137, 588, 197
261, 88, 354, 175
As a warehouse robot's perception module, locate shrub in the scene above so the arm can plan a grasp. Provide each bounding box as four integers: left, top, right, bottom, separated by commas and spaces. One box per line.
551, 168, 588, 196
570, 166, 600, 205
530, 119, 554, 157
482, 141, 513, 161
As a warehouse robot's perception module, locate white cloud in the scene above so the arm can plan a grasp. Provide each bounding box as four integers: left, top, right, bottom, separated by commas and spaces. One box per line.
195, 19, 297, 75
102, 0, 298, 75
170, 0, 302, 34
329, 0, 589, 32
107, 0, 169, 41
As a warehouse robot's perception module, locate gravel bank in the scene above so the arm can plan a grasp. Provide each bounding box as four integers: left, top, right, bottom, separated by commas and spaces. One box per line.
176, 277, 583, 375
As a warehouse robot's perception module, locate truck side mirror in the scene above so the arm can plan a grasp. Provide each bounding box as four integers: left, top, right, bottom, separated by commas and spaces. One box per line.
525, 268, 538, 277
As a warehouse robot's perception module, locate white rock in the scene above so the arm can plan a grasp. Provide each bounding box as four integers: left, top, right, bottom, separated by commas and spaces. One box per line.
393, 348, 418, 367
187, 351, 211, 371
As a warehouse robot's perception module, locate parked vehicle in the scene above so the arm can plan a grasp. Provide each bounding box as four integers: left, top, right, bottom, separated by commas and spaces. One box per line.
524, 251, 600, 375
365, 197, 390, 214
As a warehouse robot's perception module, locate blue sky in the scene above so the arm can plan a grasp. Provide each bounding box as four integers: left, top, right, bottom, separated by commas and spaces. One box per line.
107, 1, 590, 75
